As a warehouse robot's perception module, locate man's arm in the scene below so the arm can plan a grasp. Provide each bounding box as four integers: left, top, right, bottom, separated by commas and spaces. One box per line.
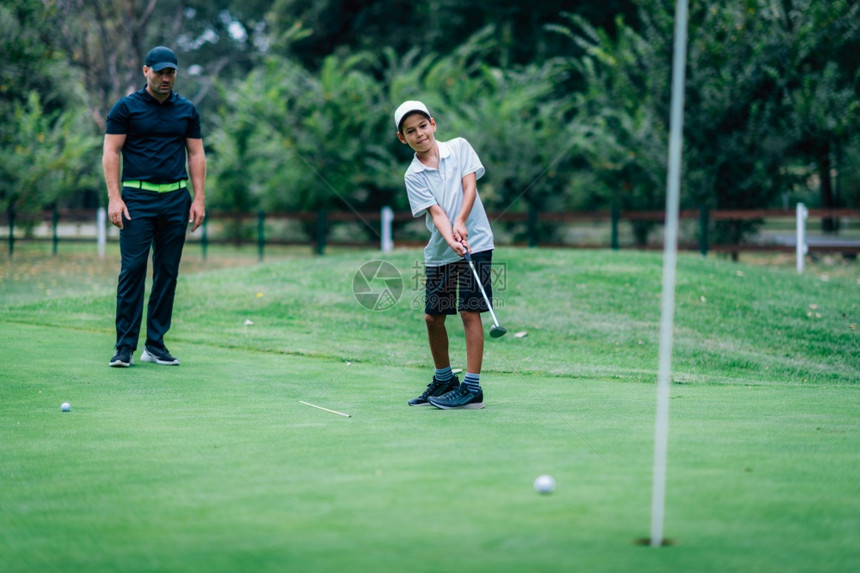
103, 133, 129, 229
186, 138, 206, 232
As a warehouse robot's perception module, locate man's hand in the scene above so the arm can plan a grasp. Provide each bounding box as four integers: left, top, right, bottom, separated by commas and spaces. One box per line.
108, 197, 130, 230
189, 199, 205, 232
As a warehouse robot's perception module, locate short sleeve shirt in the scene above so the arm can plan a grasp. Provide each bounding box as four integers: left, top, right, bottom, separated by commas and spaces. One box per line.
404, 138, 495, 266
105, 87, 202, 183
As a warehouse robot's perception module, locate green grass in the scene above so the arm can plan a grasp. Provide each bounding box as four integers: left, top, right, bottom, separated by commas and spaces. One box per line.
1, 244, 858, 572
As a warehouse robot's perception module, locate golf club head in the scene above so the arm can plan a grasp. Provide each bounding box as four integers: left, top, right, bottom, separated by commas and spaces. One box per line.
489, 325, 507, 338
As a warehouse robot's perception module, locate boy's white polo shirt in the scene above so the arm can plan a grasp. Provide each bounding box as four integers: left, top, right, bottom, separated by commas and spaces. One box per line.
404, 138, 495, 266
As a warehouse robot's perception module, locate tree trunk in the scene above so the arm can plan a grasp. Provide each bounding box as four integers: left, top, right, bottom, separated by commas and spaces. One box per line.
818, 139, 837, 233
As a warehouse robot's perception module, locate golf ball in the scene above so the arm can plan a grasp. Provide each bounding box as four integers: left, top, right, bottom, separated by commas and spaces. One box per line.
61, 402, 71, 412
534, 474, 555, 494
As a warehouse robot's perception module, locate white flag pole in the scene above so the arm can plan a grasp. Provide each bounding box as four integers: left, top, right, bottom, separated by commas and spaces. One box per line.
650, 0, 690, 548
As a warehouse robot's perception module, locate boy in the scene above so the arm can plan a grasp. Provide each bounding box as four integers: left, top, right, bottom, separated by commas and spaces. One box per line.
394, 100, 495, 410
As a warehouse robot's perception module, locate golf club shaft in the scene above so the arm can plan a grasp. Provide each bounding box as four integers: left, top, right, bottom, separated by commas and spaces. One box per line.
464, 257, 501, 329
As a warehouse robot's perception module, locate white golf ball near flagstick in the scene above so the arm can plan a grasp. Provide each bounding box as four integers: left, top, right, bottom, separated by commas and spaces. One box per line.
61, 402, 71, 412
534, 474, 555, 494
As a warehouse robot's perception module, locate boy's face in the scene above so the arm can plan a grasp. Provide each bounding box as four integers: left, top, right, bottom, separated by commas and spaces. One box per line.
397, 113, 437, 153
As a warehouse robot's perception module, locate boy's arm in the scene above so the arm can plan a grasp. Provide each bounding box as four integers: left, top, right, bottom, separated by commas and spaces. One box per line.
452, 172, 477, 246
428, 204, 468, 257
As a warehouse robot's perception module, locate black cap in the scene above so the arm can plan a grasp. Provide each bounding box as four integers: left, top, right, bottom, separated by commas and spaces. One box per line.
145, 46, 178, 72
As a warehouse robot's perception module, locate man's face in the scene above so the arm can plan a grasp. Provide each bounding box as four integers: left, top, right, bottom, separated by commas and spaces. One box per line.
143, 66, 177, 100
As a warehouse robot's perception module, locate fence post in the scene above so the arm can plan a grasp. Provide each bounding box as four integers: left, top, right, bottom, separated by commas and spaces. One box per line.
52, 207, 60, 255
257, 210, 265, 262
796, 202, 808, 274
611, 205, 620, 250
699, 206, 710, 256
97, 207, 107, 258
381, 206, 394, 252
316, 209, 327, 256
7, 204, 14, 257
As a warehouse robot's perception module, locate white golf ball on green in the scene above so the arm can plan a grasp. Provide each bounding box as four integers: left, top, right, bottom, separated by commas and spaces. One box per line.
61, 402, 71, 412
534, 474, 555, 494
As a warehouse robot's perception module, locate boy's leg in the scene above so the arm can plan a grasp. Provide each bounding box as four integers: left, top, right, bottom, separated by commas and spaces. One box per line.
458, 250, 492, 379
424, 262, 457, 368
426, 255, 491, 409
407, 264, 460, 406
425, 313, 450, 369
460, 310, 484, 374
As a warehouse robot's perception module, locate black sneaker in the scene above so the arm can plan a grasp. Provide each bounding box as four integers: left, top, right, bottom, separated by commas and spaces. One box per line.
408, 375, 460, 406
109, 347, 134, 368
141, 344, 180, 365
429, 384, 484, 410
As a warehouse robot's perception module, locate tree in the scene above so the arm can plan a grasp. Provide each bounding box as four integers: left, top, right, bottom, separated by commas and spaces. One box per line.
2, 93, 100, 221
549, 12, 671, 244
49, 0, 278, 131
552, 0, 860, 249
0, 0, 99, 213
774, 0, 860, 230
207, 49, 390, 242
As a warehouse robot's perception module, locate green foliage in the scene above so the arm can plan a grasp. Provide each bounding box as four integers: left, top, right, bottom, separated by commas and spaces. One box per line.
552, 0, 860, 246
0, 0, 98, 214
550, 11, 673, 243
209, 50, 390, 240
0, 92, 100, 216
2, 0, 859, 230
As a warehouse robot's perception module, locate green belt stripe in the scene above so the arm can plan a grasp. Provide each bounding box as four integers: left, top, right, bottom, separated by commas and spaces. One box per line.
123, 180, 188, 192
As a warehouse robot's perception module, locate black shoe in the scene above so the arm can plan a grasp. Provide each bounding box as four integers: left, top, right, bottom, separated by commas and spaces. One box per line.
109, 347, 134, 368
429, 384, 484, 410
408, 375, 460, 406
141, 344, 180, 365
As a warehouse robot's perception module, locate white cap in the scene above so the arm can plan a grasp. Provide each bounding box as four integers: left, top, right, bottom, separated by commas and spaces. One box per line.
394, 100, 431, 131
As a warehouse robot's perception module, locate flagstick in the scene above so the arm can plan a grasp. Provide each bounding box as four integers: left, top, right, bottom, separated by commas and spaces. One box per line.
651, 0, 690, 548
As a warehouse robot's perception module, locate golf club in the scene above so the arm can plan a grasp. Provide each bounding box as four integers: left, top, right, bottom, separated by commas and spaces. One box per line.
462, 246, 507, 338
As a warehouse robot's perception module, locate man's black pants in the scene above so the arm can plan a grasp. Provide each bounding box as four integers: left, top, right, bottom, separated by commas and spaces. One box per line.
115, 187, 191, 351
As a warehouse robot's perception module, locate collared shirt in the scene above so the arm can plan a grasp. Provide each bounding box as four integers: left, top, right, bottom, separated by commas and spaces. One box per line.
404, 138, 494, 266
105, 87, 202, 183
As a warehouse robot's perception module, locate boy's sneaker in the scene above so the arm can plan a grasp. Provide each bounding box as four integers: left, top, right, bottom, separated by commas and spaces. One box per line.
109, 347, 134, 368
141, 344, 180, 365
408, 375, 460, 406
428, 384, 484, 410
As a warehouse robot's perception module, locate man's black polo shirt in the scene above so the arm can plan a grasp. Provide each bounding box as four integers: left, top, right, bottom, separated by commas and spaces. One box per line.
105, 87, 202, 184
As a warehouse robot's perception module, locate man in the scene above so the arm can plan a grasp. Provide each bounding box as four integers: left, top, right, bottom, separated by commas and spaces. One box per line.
103, 46, 206, 367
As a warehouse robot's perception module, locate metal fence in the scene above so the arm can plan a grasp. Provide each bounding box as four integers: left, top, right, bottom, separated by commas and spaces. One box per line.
4, 205, 860, 263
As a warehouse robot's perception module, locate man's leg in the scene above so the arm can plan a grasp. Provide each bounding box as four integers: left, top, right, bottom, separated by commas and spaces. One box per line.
145, 190, 190, 349
115, 192, 156, 352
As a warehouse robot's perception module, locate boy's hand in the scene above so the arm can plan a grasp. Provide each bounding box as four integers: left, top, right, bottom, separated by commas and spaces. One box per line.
452, 220, 468, 245
451, 238, 471, 257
